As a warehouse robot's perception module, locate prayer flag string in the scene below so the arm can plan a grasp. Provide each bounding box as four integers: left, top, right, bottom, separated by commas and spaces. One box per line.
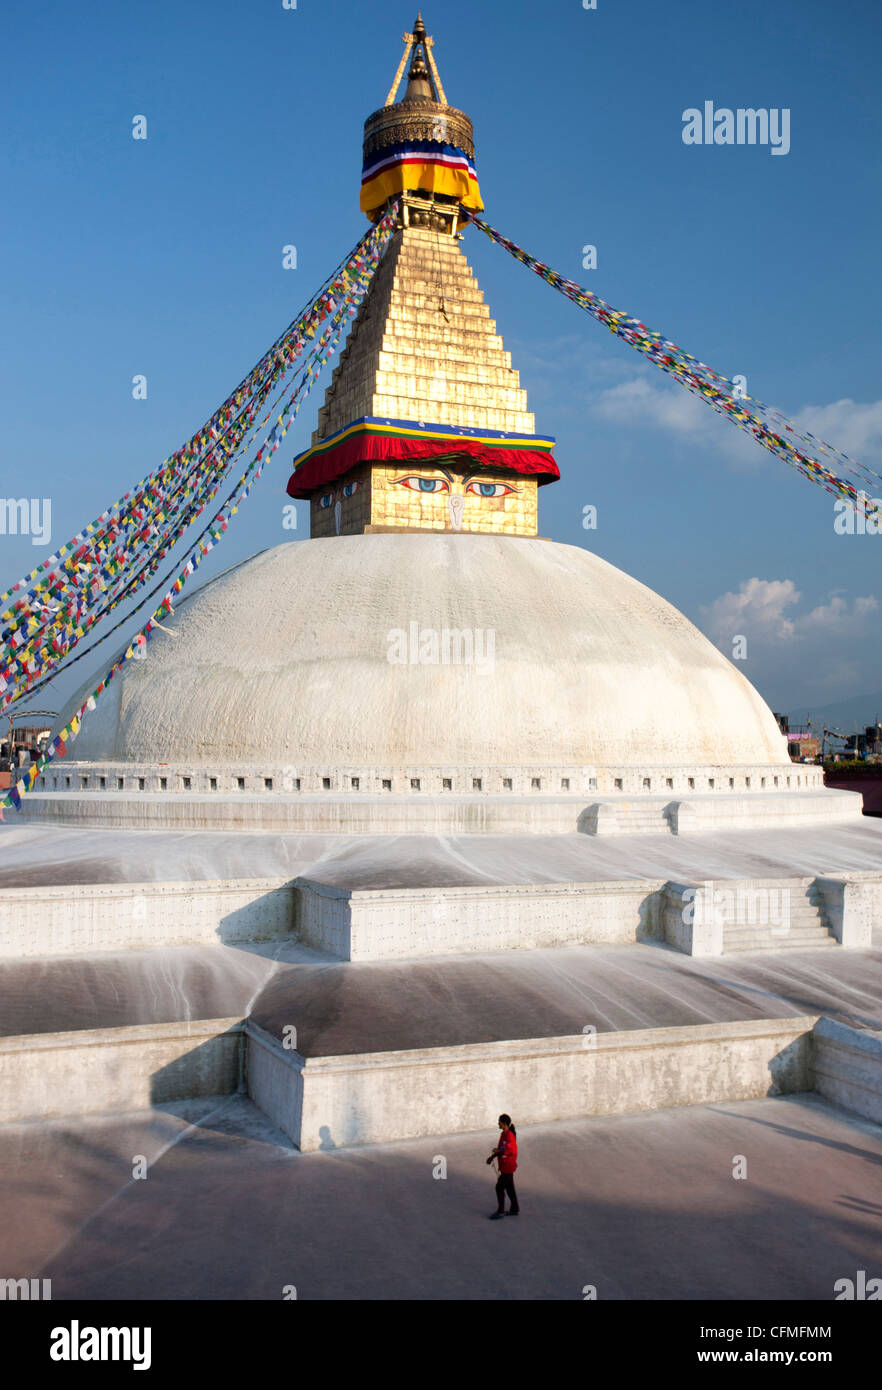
1, 207, 398, 811
463, 211, 880, 509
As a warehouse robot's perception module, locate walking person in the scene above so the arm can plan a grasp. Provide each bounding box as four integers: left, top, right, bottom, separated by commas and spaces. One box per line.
487, 1113, 519, 1219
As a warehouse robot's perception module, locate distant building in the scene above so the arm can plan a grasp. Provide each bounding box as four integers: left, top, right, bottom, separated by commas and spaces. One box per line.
1, 724, 51, 763
844, 724, 882, 759
774, 712, 819, 762
788, 735, 820, 761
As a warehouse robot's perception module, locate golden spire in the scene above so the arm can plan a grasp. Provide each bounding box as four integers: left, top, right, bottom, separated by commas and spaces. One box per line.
362, 15, 480, 224
384, 14, 448, 107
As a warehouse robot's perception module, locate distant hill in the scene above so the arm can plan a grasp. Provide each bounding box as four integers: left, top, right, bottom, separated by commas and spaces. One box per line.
784, 692, 882, 733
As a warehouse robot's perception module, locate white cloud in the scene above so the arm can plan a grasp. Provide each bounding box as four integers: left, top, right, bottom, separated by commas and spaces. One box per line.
797, 398, 882, 464
701, 578, 801, 644
592, 377, 707, 434
589, 377, 882, 477
799, 592, 879, 633
699, 578, 879, 705
512, 333, 640, 405
590, 374, 765, 470
702, 578, 877, 646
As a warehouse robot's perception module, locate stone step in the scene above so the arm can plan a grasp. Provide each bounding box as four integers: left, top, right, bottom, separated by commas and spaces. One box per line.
723, 913, 830, 931
372, 377, 529, 410
723, 932, 836, 949
385, 323, 508, 355
666, 910, 829, 934
617, 816, 669, 829
724, 920, 830, 936
723, 939, 838, 953
388, 291, 494, 320
325, 367, 526, 403
390, 277, 486, 302
710, 877, 815, 888
724, 931, 835, 943
375, 355, 523, 388
396, 250, 473, 270
333, 357, 525, 393
370, 398, 536, 433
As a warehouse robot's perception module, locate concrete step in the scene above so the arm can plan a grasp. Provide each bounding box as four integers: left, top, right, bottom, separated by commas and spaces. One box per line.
723, 934, 838, 953
724, 941, 839, 953
724, 926, 833, 941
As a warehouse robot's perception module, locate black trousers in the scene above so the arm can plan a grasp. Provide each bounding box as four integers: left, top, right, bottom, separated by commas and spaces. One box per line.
495, 1171, 519, 1213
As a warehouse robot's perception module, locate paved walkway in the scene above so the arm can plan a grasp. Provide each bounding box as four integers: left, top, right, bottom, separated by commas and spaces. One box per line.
2, 817, 882, 889
1, 1094, 879, 1299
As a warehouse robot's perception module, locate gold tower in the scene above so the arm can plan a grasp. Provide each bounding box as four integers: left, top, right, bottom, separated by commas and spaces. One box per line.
287, 14, 558, 536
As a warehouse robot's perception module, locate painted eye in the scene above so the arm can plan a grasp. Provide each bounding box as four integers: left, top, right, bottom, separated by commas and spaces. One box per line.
319, 493, 334, 509
342, 481, 359, 498
466, 481, 516, 498
393, 476, 450, 493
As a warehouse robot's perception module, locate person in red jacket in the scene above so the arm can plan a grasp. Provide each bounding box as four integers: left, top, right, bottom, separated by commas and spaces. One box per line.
487, 1113, 519, 1219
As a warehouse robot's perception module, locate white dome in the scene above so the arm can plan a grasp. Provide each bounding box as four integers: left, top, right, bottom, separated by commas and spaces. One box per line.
59, 534, 788, 772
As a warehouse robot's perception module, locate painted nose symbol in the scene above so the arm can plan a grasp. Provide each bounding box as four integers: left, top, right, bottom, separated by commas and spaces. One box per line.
448, 494, 464, 531
334, 499, 342, 535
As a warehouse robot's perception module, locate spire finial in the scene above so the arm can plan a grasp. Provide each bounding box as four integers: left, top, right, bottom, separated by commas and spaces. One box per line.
383, 14, 448, 107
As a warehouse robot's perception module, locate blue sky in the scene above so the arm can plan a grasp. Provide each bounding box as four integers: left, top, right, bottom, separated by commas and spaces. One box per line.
2, 0, 881, 720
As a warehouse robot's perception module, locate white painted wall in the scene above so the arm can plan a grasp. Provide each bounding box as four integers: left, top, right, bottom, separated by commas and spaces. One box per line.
811, 1017, 882, 1124
0, 879, 295, 959
295, 876, 665, 959
0, 1019, 242, 1123
249, 1017, 816, 1150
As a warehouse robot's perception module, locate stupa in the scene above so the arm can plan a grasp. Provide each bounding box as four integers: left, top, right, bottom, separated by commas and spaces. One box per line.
32, 15, 857, 841
4, 15, 881, 1169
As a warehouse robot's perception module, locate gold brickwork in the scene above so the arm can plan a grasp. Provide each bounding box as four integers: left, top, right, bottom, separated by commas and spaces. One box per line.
306, 222, 551, 538
313, 226, 536, 442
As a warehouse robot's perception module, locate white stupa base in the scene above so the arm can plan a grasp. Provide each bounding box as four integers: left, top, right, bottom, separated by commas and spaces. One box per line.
2, 866, 877, 962
19, 776, 860, 838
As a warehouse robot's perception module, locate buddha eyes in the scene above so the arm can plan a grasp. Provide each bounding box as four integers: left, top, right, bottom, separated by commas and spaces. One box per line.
320, 482, 359, 507
466, 482, 515, 497
392, 476, 517, 497
394, 476, 449, 493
